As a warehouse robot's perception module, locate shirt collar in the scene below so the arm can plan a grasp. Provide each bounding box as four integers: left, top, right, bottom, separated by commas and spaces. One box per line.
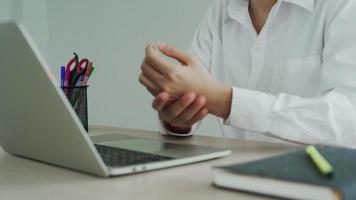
226, 0, 315, 23
226, 0, 250, 25
283, 0, 315, 11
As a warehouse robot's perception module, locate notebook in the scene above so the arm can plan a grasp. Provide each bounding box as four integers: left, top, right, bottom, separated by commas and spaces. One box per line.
213, 146, 356, 200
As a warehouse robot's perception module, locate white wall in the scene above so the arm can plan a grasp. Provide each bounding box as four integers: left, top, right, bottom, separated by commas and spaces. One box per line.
18, 0, 49, 59
3, 0, 49, 58
10, 0, 223, 137
0, 0, 12, 22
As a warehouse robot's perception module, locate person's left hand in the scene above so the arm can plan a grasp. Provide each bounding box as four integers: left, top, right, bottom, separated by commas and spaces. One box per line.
153, 91, 208, 132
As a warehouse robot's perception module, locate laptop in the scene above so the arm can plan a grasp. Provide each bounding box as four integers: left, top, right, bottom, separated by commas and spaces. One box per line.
0, 22, 231, 177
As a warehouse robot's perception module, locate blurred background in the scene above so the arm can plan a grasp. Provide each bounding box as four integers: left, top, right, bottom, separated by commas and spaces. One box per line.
0, 0, 223, 137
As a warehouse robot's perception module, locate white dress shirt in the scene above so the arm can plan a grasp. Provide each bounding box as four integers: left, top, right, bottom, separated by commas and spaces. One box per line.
160, 0, 356, 148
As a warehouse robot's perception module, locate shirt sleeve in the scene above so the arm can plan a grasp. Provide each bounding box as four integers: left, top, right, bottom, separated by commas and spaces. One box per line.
225, 1, 356, 148
158, 120, 201, 137
188, 3, 215, 72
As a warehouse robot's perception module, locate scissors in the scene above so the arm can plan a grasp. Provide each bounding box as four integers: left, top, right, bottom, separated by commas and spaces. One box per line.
76, 61, 93, 86
65, 52, 91, 88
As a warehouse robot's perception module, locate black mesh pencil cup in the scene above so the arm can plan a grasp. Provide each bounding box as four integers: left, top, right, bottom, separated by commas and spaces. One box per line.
62, 86, 89, 132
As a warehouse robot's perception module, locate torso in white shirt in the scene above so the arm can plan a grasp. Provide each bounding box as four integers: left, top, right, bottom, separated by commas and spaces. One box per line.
189, 0, 356, 145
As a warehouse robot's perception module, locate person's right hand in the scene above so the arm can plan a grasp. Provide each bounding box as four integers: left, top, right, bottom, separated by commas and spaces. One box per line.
153, 91, 208, 134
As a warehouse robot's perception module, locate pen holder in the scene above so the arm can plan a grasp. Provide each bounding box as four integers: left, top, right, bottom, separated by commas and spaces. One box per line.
61, 86, 89, 132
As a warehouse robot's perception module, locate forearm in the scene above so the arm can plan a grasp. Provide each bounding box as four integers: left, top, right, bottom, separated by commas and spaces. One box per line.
205, 82, 233, 120
225, 86, 356, 147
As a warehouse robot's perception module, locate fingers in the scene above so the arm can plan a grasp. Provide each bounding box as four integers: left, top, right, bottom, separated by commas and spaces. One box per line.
159, 92, 196, 122
139, 73, 160, 95
159, 93, 209, 128
152, 92, 170, 111
162, 107, 208, 131
141, 62, 164, 85
172, 95, 206, 124
184, 108, 208, 127
157, 42, 194, 65
145, 43, 173, 74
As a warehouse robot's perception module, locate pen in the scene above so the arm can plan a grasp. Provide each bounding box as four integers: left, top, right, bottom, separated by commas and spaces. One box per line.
89, 66, 95, 77
84, 66, 95, 85
64, 68, 70, 96
306, 145, 334, 176
60, 66, 65, 88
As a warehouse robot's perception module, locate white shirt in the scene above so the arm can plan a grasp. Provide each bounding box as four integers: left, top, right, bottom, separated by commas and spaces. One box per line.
160, 0, 356, 148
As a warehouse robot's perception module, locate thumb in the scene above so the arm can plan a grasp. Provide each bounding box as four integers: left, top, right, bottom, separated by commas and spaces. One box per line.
157, 42, 194, 65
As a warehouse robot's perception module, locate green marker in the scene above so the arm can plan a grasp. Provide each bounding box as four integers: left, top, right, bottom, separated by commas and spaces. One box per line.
306, 145, 334, 176
88, 66, 95, 78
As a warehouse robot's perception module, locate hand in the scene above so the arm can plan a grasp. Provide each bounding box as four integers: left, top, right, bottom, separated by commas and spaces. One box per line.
139, 42, 232, 119
140, 42, 217, 99
153, 91, 208, 133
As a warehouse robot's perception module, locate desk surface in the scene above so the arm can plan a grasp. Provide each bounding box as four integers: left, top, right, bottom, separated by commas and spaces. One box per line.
0, 126, 300, 200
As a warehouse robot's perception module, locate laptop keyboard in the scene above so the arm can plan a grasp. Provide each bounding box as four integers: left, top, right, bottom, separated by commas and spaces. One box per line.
94, 144, 174, 167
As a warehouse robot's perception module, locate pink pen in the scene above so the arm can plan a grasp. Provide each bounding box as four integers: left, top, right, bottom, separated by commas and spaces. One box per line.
64, 66, 71, 96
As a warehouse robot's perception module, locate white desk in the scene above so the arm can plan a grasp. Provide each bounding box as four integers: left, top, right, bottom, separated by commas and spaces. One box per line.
0, 126, 300, 200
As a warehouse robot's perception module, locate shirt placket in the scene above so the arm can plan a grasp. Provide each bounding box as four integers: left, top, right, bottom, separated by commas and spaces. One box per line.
246, 33, 267, 90
244, 33, 268, 140
243, 3, 281, 140
245, 2, 281, 90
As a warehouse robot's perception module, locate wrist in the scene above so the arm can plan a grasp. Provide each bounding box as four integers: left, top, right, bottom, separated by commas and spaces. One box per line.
206, 83, 232, 119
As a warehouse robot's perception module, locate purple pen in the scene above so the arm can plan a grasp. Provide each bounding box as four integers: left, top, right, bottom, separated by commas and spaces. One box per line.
60, 66, 65, 88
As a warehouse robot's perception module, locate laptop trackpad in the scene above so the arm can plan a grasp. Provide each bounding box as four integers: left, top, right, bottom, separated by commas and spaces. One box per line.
96, 138, 215, 158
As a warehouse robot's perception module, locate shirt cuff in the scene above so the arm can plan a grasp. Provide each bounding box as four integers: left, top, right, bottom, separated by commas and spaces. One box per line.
158, 120, 198, 137
224, 87, 273, 133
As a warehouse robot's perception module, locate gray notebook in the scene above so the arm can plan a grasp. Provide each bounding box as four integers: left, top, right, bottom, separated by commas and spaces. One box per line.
213, 146, 356, 200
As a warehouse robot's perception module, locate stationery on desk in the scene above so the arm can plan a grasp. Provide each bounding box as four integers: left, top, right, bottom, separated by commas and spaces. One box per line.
306, 145, 334, 176
213, 145, 356, 200
60, 52, 95, 105
60, 66, 65, 88
59, 52, 96, 131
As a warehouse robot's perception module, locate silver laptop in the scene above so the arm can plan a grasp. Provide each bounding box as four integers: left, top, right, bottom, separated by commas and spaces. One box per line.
0, 22, 230, 177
